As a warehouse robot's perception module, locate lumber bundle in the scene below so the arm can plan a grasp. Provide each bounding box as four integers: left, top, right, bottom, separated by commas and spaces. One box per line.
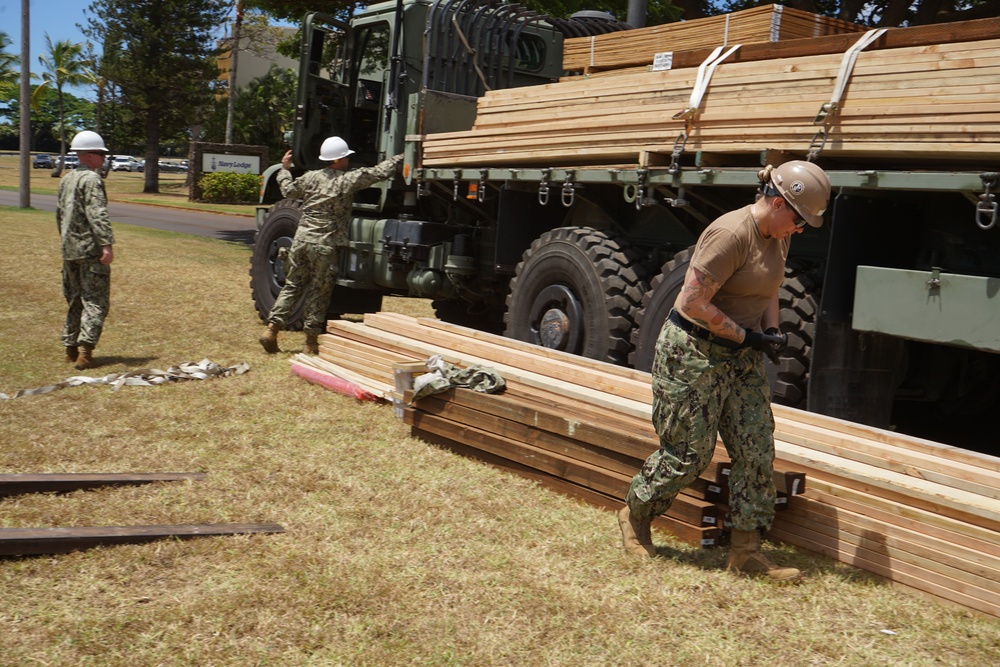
563, 4, 864, 74
312, 312, 1000, 618
420, 20, 1000, 167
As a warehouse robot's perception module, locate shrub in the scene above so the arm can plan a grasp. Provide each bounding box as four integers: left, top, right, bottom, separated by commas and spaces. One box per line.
199, 172, 260, 203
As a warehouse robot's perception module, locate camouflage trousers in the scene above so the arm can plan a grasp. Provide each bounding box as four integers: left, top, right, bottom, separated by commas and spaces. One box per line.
626, 319, 777, 532
62, 258, 111, 348
268, 239, 339, 335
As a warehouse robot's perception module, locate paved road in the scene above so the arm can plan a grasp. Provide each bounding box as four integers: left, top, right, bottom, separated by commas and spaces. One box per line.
0, 191, 258, 244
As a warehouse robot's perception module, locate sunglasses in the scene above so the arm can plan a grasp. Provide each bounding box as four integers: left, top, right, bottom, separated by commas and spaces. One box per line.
789, 206, 808, 228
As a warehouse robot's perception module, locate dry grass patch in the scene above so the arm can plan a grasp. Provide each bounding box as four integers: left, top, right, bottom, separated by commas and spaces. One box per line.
1, 207, 998, 666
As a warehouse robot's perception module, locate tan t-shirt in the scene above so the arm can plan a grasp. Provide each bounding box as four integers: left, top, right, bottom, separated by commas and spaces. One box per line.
689, 204, 789, 330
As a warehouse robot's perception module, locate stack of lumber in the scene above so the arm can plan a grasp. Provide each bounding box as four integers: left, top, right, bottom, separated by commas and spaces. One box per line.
310, 312, 1000, 618
563, 4, 864, 74
420, 17, 1000, 167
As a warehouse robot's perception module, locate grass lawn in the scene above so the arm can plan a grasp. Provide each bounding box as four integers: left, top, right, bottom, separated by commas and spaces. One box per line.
0, 206, 998, 666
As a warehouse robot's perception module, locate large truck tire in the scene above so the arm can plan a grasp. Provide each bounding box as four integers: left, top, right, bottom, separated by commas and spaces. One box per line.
504, 226, 647, 366
769, 262, 819, 409
630, 247, 694, 372
249, 199, 305, 330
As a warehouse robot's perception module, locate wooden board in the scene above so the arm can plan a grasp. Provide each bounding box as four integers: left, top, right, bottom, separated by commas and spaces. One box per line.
0, 472, 206, 497
563, 4, 865, 73
0, 523, 285, 557
413, 426, 721, 548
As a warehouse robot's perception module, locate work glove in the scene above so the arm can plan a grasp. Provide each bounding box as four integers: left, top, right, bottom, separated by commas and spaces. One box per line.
742, 328, 788, 364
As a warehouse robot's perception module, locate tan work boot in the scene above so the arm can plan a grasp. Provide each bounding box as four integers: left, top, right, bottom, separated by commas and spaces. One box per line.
259, 322, 280, 354
74, 344, 95, 371
304, 333, 319, 355
726, 529, 800, 582
65, 346, 79, 363
617, 505, 655, 558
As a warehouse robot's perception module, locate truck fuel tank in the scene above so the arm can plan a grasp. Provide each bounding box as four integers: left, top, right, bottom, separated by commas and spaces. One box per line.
345, 216, 477, 293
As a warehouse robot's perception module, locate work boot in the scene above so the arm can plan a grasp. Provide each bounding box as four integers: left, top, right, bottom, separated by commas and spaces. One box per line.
725, 529, 800, 582
259, 322, 280, 354
304, 333, 319, 355
65, 346, 79, 363
74, 344, 95, 371
617, 505, 655, 558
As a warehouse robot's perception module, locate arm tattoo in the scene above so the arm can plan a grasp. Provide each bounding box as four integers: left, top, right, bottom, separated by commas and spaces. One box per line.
678, 268, 744, 341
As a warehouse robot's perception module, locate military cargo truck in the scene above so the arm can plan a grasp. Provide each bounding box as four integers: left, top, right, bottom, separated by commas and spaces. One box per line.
250, 0, 1000, 451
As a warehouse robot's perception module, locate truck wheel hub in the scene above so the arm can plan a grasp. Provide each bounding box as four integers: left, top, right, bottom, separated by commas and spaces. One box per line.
531, 284, 582, 352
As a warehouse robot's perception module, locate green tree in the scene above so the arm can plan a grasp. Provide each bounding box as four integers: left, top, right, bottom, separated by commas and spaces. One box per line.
2, 85, 94, 152
31, 35, 95, 173
248, 0, 360, 22
202, 65, 296, 162
84, 0, 229, 193
0, 31, 18, 96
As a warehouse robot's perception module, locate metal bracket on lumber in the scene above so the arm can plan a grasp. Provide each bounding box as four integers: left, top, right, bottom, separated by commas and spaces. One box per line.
538, 168, 552, 206
808, 28, 887, 161
0, 523, 285, 557
561, 171, 576, 207
976, 173, 999, 230
630, 170, 648, 210
0, 472, 206, 498
477, 169, 488, 203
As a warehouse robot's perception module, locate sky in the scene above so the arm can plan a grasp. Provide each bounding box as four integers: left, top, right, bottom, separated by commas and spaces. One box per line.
0, 0, 291, 100
1, 0, 99, 98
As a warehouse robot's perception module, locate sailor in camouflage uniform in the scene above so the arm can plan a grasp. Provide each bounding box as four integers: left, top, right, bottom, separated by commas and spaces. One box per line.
259, 137, 402, 355
57, 131, 114, 371
618, 161, 831, 582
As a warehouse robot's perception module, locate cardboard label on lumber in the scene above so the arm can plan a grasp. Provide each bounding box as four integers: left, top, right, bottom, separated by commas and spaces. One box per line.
652, 52, 674, 71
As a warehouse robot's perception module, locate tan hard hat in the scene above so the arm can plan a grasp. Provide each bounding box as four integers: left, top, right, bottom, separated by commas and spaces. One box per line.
770, 160, 831, 228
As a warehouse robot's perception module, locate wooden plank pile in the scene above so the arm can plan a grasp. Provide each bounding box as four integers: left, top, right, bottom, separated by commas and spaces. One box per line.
419, 17, 1000, 167
309, 312, 1000, 618
563, 4, 864, 74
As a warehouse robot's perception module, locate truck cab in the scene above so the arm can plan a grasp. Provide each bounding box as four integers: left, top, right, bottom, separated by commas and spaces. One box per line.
252, 0, 618, 331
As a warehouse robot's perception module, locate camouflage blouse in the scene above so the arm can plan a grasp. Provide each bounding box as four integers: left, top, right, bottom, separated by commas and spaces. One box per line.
56, 165, 114, 261
277, 155, 402, 247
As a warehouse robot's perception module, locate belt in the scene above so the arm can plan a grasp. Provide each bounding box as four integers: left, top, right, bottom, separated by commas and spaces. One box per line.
667, 310, 742, 349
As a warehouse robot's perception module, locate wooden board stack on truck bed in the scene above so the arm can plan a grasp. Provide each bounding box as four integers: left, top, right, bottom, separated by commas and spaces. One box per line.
562, 4, 865, 74
419, 15, 1000, 168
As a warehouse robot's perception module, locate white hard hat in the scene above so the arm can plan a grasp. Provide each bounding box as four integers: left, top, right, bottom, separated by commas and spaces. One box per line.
70, 130, 108, 153
319, 136, 354, 161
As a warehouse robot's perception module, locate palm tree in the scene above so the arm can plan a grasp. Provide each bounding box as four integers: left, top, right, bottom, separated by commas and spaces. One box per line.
31, 34, 95, 174
0, 31, 19, 95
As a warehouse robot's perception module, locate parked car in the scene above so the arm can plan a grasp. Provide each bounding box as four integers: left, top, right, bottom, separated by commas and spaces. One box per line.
158, 160, 187, 173
55, 153, 79, 170
111, 155, 142, 172
33, 154, 54, 169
